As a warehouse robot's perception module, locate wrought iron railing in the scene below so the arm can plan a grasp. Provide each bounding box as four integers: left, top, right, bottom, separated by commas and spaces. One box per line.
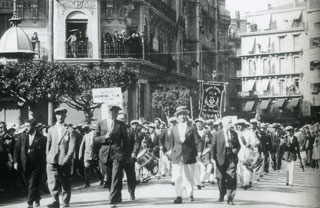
65, 40, 89, 58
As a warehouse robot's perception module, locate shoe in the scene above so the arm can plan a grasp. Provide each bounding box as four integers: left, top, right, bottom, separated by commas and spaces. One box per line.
130, 193, 135, 200
171, 181, 175, 186
100, 180, 104, 186
162, 174, 166, 177
173, 196, 182, 204
62, 203, 69, 207
286, 183, 289, 186
243, 185, 248, 190
189, 195, 194, 201
227, 199, 234, 205
47, 202, 59, 208
218, 196, 224, 202
35, 201, 40, 207
197, 185, 202, 190
110, 204, 117, 208
84, 184, 90, 188
103, 182, 109, 189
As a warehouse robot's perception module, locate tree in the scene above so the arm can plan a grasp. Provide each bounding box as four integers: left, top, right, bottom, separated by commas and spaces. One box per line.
62, 63, 139, 124
151, 88, 190, 122
0, 61, 75, 122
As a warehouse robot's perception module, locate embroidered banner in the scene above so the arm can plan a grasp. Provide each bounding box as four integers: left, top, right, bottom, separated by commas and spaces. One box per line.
199, 83, 225, 119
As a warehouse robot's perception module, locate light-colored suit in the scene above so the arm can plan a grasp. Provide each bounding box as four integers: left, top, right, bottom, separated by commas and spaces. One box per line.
79, 131, 97, 163
46, 123, 76, 205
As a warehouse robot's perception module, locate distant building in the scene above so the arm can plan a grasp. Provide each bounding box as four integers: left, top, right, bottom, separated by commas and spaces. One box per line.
237, 0, 320, 124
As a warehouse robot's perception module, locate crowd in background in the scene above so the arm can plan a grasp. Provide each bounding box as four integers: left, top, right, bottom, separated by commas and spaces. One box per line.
0, 114, 319, 197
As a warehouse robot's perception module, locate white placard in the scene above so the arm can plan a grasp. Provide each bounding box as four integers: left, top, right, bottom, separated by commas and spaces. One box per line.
92, 88, 123, 106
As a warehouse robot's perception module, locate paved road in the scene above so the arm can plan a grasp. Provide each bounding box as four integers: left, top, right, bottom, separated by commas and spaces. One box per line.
1, 163, 320, 208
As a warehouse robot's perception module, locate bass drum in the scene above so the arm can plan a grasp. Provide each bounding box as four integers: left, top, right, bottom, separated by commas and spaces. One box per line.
137, 149, 159, 175
200, 148, 211, 165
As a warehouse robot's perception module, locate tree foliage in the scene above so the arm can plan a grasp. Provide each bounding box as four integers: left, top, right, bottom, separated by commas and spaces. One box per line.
0, 62, 139, 124
63, 63, 139, 123
151, 88, 190, 118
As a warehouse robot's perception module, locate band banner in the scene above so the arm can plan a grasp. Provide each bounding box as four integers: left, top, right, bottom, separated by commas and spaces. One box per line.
199, 83, 225, 119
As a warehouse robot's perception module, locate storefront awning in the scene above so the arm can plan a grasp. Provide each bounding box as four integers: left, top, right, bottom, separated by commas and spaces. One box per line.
260, 79, 270, 91
260, 99, 270, 110
244, 101, 255, 112
242, 80, 256, 92
288, 98, 300, 108
275, 99, 286, 108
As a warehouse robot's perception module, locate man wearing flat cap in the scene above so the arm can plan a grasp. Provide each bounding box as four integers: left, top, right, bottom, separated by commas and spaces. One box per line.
46, 107, 76, 208
94, 105, 128, 207
167, 106, 203, 204
270, 123, 283, 171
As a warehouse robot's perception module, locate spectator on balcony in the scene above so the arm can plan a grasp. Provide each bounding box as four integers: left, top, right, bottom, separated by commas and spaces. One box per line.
112, 30, 119, 55
65, 30, 78, 58
31, 32, 39, 52
103, 32, 114, 57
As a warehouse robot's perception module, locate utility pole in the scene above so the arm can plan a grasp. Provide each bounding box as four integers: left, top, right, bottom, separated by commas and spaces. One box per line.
215, 0, 219, 81
47, 0, 54, 125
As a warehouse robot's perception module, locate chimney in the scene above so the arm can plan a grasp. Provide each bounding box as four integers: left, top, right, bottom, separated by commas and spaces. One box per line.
236, 11, 240, 20
268, 3, 272, 10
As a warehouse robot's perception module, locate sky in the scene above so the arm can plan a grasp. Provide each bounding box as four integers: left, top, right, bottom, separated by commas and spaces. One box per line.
226, 0, 293, 18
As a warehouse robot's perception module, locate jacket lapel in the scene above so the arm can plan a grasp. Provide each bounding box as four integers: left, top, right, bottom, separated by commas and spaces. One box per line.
172, 126, 181, 144
58, 125, 67, 144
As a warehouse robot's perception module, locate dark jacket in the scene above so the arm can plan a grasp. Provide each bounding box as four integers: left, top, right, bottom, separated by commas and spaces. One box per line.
284, 135, 301, 162
210, 129, 240, 166
94, 119, 128, 163
145, 132, 161, 158
14, 132, 46, 172
127, 128, 142, 157
168, 123, 203, 164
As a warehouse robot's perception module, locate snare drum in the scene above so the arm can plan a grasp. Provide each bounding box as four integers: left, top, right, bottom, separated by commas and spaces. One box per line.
200, 148, 211, 165
137, 149, 158, 175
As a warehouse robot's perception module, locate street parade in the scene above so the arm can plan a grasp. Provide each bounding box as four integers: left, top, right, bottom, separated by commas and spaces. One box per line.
0, 0, 320, 207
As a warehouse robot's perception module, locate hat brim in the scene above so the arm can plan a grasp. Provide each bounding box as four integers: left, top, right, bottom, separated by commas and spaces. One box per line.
109, 106, 122, 111
54, 110, 67, 114
174, 109, 190, 117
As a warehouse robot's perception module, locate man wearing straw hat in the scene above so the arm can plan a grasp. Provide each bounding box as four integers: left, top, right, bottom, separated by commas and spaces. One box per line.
167, 106, 202, 204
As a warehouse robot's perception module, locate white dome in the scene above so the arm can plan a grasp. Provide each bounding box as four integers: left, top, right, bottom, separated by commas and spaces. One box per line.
0, 26, 34, 54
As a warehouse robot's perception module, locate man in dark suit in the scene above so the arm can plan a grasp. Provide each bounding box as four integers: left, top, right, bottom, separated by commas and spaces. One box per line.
211, 116, 240, 205
167, 106, 203, 204
46, 107, 76, 208
14, 119, 46, 208
94, 105, 128, 207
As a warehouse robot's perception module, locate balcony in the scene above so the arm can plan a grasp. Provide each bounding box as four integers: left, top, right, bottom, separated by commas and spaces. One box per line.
65, 40, 89, 58
238, 90, 302, 98
102, 42, 142, 59
239, 49, 302, 58
237, 72, 302, 79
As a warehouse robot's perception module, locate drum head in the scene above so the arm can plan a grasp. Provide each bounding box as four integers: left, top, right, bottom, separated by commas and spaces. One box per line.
137, 149, 147, 158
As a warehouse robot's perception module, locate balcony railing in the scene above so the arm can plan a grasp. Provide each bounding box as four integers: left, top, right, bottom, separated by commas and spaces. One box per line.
65, 40, 89, 58
102, 42, 142, 59
238, 90, 302, 98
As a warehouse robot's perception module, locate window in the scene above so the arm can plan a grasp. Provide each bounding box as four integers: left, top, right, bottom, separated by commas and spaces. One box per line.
293, 56, 299, 73
279, 58, 285, 74
310, 83, 320, 93
310, 37, 320, 48
17, 3, 24, 19
249, 60, 256, 75
263, 59, 271, 74
278, 79, 285, 96
279, 36, 285, 52
103, 0, 115, 20
314, 22, 320, 30
294, 79, 300, 89
310, 60, 320, 71
30, 2, 38, 20
293, 35, 300, 50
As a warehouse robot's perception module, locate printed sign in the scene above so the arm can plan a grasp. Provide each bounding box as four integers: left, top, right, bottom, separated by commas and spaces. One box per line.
92, 88, 122, 106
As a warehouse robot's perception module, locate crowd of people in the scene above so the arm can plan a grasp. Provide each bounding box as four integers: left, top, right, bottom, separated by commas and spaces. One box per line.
102, 30, 143, 58
0, 105, 319, 208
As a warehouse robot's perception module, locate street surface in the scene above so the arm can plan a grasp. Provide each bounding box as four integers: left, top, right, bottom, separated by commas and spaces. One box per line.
1, 163, 320, 208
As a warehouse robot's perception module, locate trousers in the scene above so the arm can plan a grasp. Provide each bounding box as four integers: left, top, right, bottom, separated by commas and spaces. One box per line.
172, 162, 196, 197
47, 163, 71, 204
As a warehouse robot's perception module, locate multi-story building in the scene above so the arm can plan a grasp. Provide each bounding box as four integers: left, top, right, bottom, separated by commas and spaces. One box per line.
0, 0, 230, 124
237, 0, 320, 124
227, 11, 247, 114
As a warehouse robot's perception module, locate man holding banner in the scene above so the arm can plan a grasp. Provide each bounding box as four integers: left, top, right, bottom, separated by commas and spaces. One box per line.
94, 96, 128, 208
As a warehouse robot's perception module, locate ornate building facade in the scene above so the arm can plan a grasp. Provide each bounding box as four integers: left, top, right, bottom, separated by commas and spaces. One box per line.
0, 0, 231, 124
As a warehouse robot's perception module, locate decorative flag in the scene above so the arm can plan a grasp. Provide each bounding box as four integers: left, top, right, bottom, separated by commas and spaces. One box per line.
200, 83, 225, 119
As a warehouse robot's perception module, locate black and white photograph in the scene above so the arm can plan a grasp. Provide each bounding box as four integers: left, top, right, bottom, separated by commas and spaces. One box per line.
0, 0, 319, 207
